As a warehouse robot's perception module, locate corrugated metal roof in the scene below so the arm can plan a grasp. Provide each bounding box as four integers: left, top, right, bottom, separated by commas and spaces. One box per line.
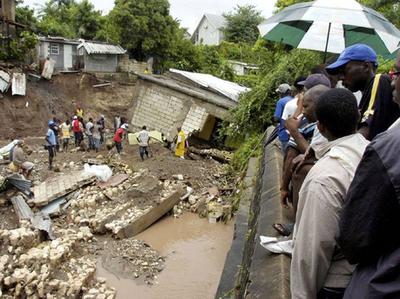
169, 69, 250, 102
38, 36, 80, 45
78, 42, 126, 55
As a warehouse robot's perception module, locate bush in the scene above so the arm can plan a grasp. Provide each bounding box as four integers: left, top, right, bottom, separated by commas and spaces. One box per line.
223, 49, 323, 139
228, 133, 264, 175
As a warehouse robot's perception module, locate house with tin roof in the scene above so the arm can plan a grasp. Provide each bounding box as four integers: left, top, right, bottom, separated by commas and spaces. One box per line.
78, 41, 126, 73
191, 14, 227, 46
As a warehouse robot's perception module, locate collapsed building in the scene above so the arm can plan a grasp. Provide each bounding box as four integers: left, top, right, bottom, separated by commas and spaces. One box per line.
130, 69, 250, 142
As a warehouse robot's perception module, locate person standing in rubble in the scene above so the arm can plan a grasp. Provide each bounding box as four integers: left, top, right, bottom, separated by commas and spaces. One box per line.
93, 120, 102, 152
59, 119, 71, 152
76, 106, 84, 118
86, 117, 95, 151
46, 121, 57, 170
175, 127, 186, 159
113, 123, 128, 154
99, 115, 105, 144
137, 126, 150, 161
72, 116, 80, 146
114, 115, 121, 133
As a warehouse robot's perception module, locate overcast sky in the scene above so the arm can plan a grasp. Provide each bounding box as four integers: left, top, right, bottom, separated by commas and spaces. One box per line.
22, 0, 277, 34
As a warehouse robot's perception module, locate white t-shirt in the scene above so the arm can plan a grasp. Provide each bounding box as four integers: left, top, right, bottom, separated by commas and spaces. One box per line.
282, 97, 298, 120
86, 121, 94, 136
138, 130, 150, 147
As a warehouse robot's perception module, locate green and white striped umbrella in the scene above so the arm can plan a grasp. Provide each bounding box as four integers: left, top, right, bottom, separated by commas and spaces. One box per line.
258, 0, 400, 58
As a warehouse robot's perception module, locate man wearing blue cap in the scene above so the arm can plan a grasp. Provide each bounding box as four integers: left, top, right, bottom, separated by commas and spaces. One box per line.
274, 83, 293, 153
45, 120, 57, 170
326, 44, 400, 140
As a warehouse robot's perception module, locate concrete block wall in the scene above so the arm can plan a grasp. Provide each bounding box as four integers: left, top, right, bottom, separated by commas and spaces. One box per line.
131, 83, 191, 138
118, 55, 151, 74
181, 105, 208, 135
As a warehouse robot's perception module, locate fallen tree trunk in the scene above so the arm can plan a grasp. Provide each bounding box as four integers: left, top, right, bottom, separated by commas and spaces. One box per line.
188, 147, 233, 164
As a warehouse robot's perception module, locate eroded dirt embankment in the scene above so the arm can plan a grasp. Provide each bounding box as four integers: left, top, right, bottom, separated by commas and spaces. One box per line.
0, 73, 135, 139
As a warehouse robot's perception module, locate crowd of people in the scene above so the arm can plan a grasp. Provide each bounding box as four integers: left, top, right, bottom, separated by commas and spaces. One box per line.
41, 108, 189, 170
264, 44, 400, 298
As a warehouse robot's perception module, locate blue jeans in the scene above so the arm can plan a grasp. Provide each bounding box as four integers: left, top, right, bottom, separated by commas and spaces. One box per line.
93, 138, 100, 151
139, 146, 149, 160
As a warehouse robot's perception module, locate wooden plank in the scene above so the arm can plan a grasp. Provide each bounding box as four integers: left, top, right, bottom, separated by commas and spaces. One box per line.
115, 187, 185, 238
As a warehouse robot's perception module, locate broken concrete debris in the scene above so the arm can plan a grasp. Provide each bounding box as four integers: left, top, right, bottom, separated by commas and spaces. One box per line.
33, 170, 96, 207
0, 138, 236, 297
11, 73, 26, 96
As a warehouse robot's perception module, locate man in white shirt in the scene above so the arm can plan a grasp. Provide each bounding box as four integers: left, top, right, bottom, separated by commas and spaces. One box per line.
137, 126, 150, 160
291, 88, 369, 299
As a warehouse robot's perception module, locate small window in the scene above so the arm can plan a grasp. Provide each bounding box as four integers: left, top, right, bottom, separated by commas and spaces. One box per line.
50, 44, 59, 55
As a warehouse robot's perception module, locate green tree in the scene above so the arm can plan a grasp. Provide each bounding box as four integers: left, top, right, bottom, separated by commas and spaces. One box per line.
223, 5, 264, 44
70, 0, 103, 39
16, 1, 39, 30
223, 49, 322, 138
37, 0, 103, 39
106, 0, 179, 62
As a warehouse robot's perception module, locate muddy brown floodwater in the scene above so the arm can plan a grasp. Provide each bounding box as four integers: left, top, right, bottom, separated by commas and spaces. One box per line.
97, 212, 234, 299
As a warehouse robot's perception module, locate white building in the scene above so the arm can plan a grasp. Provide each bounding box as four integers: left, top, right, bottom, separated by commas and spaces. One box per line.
191, 14, 227, 46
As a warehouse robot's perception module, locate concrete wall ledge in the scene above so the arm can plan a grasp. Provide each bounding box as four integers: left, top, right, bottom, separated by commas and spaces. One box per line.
216, 128, 292, 299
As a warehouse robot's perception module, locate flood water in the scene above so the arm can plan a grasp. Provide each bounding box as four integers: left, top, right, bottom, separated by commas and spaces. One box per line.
97, 212, 235, 299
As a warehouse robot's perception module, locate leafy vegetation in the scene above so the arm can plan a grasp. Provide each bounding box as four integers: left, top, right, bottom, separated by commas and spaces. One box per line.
223, 5, 264, 44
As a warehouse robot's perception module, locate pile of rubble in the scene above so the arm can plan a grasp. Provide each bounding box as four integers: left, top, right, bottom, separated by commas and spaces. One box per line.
0, 222, 116, 298
0, 139, 237, 297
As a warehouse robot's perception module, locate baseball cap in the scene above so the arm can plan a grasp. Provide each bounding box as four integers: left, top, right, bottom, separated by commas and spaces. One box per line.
121, 124, 128, 130
275, 83, 291, 94
326, 44, 378, 74
48, 120, 55, 127
298, 74, 331, 89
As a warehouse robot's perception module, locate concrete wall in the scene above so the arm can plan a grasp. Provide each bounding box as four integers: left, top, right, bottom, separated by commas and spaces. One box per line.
83, 52, 118, 73
118, 55, 152, 74
216, 129, 292, 299
130, 79, 230, 140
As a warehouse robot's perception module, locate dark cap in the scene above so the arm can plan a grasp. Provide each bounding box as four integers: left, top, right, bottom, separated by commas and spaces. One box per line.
298, 74, 331, 90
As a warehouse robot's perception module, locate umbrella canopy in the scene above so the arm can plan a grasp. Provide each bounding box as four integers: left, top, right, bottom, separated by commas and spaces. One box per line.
258, 0, 400, 58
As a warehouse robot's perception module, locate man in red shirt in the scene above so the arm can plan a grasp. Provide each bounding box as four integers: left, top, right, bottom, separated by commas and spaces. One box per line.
113, 123, 128, 153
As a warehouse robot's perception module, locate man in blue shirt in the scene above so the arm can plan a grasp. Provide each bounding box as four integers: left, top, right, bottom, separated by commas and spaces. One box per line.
46, 120, 57, 170
274, 83, 293, 153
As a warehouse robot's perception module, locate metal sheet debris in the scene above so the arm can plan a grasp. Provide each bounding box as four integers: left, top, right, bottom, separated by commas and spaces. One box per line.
7, 174, 33, 197
11, 73, 26, 96
40, 197, 67, 216
170, 68, 250, 102
11, 195, 34, 221
0, 70, 10, 93
41, 59, 56, 80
